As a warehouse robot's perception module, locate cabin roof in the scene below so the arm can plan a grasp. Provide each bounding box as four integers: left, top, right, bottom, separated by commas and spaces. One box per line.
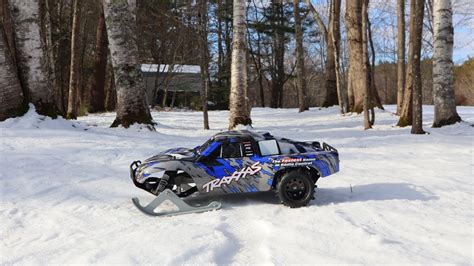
141, 64, 200, 74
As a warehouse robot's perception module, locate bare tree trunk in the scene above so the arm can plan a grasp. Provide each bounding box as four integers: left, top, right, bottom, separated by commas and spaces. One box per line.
345, 0, 364, 113
362, 0, 371, 129
1, 0, 16, 67
411, 0, 425, 134
10, 0, 56, 117
66, 0, 80, 119
217, 0, 224, 87
103, 0, 153, 128
77, 13, 89, 110
247, 3, 265, 107
294, 0, 308, 112
306, 0, 337, 107
432, 0, 461, 127
43, 0, 61, 115
105, 59, 116, 111
270, 1, 285, 109
54, 0, 72, 116
398, 0, 417, 127
198, 0, 210, 130
367, 6, 384, 111
396, 0, 406, 115
330, 0, 346, 114
228, 0, 251, 129
89, 6, 108, 113
170, 90, 176, 108
0, 28, 25, 121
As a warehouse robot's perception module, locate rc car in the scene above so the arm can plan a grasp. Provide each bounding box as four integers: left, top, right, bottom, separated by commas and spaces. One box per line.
130, 130, 339, 216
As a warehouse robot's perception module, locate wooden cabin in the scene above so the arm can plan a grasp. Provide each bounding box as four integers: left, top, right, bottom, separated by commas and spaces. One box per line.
141, 64, 201, 108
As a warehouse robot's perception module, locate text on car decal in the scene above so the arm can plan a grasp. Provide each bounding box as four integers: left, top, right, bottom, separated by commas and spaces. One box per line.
202, 162, 262, 192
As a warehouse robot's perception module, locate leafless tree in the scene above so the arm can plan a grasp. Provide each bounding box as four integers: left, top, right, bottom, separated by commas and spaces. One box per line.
10, 0, 57, 117
294, 0, 308, 112
229, 0, 251, 129
89, 5, 108, 113
198, 0, 210, 129
0, 28, 24, 121
66, 0, 81, 119
345, 0, 365, 113
411, 0, 426, 134
103, 0, 153, 128
432, 0, 461, 127
396, 0, 405, 115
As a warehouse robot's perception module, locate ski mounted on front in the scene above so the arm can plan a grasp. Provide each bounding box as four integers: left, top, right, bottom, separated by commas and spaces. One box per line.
130, 130, 340, 216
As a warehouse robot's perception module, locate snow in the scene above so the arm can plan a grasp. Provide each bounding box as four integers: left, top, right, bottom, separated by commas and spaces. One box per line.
1, 105, 473, 264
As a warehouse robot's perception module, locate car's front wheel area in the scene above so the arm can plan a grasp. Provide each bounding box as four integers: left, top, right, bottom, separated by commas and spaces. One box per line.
277, 170, 315, 208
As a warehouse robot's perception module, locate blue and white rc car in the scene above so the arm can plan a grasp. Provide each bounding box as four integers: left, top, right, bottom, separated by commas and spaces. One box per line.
130, 130, 339, 216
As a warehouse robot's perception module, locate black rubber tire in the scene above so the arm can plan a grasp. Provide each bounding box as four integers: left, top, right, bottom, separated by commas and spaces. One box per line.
277, 170, 315, 208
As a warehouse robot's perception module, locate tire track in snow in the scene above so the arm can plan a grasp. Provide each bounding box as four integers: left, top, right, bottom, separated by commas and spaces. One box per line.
335, 209, 402, 246
213, 217, 241, 264
226, 204, 276, 264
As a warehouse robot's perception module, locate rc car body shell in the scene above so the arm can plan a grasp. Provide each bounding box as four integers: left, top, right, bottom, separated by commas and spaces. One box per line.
130, 130, 339, 196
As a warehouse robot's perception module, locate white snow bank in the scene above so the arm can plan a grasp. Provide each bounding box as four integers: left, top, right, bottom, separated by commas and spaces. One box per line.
0, 104, 83, 130
1, 105, 473, 264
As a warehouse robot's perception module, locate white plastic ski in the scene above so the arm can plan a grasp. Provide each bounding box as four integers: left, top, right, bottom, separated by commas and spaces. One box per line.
132, 189, 222, 217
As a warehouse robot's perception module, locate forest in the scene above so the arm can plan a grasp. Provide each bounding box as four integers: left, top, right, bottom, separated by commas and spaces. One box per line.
1, 0, 472, 132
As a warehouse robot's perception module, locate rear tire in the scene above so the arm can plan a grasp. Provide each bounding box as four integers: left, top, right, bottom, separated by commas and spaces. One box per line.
277, 170, 315, 208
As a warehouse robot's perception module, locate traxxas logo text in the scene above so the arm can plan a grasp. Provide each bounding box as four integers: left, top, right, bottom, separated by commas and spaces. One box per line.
202, 162, 262, 192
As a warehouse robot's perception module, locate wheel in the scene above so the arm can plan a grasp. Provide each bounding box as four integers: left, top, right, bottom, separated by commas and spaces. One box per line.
277, 170, 315, 208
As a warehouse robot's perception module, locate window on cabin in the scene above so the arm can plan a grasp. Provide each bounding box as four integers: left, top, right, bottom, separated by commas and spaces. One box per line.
221, 143, 243, 158
258, 140, 280, 156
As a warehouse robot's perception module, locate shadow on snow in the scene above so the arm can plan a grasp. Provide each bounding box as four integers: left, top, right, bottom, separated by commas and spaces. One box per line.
184, 182, 437, 209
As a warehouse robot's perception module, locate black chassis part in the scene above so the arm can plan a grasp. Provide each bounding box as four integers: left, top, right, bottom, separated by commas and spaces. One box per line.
130, 160, 197, 197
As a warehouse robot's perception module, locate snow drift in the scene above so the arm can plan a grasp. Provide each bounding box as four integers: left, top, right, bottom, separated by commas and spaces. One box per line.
1, 105, 472, 264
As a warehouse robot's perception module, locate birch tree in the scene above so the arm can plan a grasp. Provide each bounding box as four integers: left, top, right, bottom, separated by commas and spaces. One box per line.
294, 0, 308, 112
9, 0, 56, 117
432, 0, 461, 127
103, 0, 153, 128
229, 0, 251, 129
0, 28, 25, 121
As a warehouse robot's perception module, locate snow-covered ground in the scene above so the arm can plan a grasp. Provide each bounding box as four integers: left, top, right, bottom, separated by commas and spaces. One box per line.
1, 105, 473, 265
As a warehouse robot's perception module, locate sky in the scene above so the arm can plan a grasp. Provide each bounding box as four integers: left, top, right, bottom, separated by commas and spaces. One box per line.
452, 0, 474, 63
307, 0, 474, 64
